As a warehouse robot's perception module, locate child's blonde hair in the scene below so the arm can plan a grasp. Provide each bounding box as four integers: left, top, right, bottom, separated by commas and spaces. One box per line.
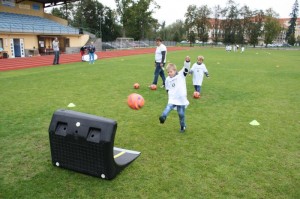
197, 55, 204, 61
166, 63, 177, 72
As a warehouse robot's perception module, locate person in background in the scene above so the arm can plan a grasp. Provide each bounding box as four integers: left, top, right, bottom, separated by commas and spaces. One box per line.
80, 45, 86, 61
88, 42, 96, 64
52, 37, 59, 65
151, 37, 167, 88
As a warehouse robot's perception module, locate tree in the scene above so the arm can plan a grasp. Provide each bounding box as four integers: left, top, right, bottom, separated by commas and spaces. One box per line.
196, 5, 211, 42
246, 10, 264, 47
237, 5, 252, 45
184, 5, 211, 43
100, 6, 122, 41
221, 0, 239, 44
286, 0, 299, 45
188, 31, 196, 46
212, 5, 222, 43
184, 4, 197, 41
51, 7, 65, 19
115, 0, 159, 40
297, 35, 300, 46
70, 0, 121, 41
51, 3, 74, 23
263, 8, 282, 46
158, 20, 186, 41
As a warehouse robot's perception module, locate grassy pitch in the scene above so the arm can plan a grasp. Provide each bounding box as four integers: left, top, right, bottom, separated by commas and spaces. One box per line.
0, 47, 299, 198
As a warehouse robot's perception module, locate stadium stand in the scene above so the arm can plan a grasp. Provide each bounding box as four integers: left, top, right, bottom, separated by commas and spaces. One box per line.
0, 12, 79, 34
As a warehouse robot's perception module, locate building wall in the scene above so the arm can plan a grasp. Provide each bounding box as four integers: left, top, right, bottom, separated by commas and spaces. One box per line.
0, 1, 91, 58
197, 17, 300, 45
0, 33, 38, 57
0, 33, 89, 57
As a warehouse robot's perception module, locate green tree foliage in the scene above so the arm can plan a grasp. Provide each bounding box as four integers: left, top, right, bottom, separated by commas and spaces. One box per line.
51, 7, 65, 20
196, 5, 211, 42
184, 5, 197, 33
221, 0, 239, 44
51, 3, 74, 23
237, 5, 253, 45
211, 5, 222, 43
64, 0, 121, 41
264, 8, 282, 46
297, 35, 300, 45
286, 0, 299, 45
116, 0, 159, 40
49, 0, 289, 44
188, 30, 196, 46
246, 10, 264, 47
184, 5, 211, 42
157, 20, 186, 41
101, 8, 122, 41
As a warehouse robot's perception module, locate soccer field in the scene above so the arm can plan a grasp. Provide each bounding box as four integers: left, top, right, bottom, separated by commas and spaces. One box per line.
0, 47, 299, 198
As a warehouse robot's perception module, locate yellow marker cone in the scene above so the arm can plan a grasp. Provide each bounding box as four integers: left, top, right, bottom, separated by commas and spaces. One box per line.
250, 120, 260, 126
67, 103, 76, 108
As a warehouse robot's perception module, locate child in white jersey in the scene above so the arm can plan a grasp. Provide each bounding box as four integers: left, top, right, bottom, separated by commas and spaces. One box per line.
189, 55, 209, 94
159, 56, 191, 133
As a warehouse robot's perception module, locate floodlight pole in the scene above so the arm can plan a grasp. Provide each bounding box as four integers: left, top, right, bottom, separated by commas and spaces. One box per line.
99, 12, 102, 38
97, 2, 102, 38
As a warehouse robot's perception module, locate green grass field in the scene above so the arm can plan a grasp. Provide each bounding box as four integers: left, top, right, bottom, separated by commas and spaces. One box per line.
0, 47, 299, 198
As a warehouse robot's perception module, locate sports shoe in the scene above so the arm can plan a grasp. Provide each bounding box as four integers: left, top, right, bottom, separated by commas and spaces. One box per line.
180, 126, 186, 133
159, 116, 166, 124
160, 85, 165, 88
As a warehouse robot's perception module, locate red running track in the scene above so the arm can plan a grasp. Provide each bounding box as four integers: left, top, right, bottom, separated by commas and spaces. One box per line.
0, 47, 186, 71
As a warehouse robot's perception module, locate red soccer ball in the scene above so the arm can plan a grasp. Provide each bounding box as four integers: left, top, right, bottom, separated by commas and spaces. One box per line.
127, 93, 145, 110
133, 83, 140, 89
150, 84, 157, 90
193, 91, 200, 99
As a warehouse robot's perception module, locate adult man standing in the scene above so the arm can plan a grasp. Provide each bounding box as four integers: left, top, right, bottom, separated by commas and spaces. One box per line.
151, 37, 167, 88
52, 37, 60, 65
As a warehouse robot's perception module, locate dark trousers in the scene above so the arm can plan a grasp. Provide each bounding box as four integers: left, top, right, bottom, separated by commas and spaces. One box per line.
152, 62, 166, 85
194, 85, 201, 92
53, 51, 60, 65
161, 104, 186, 128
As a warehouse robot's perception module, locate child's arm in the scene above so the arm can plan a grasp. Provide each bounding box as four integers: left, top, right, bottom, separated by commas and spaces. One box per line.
183, 56, 190, 76
203, 65, 209, 78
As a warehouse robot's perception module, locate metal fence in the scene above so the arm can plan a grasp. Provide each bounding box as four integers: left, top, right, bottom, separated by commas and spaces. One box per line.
102, 40, 177, 51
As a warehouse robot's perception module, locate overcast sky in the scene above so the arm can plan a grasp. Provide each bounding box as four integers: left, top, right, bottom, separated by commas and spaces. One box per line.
99, 0, 297, 25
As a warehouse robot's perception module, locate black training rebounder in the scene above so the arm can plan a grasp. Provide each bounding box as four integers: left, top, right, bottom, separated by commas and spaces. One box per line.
48, 109, 141, 180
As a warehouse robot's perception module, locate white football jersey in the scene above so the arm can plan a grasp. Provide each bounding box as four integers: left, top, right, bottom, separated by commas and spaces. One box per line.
155, 43, 167, 63
190, 62, 208, 86
165, 62, 190, 106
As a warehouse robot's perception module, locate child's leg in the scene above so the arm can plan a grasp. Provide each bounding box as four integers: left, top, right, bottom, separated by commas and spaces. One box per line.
159, 104, 175, 123
152, 63, 162, 85
198, 85, 201, 93
159, 66, 166, 86
177, 105, 186, 128
194, 85, 200, 92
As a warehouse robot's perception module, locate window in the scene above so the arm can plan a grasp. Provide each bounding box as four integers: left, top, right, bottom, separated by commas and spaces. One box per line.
0, 38, 3, 50
65, 38, 70, 47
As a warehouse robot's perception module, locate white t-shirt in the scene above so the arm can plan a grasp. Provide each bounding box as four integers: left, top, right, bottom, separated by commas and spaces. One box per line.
52, 40, 59, 51
165, 62, 190, 106
190, 62, 208, 86
155, 43, 167, 63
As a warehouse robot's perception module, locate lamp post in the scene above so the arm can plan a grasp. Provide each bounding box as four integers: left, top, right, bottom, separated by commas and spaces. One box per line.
99, 12, 102, 38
